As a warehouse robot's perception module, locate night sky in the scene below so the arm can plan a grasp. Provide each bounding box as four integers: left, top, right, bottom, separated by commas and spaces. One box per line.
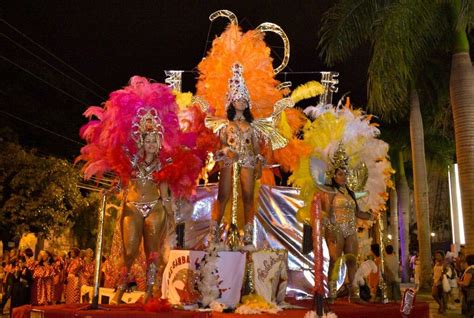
1, 1, 370, 159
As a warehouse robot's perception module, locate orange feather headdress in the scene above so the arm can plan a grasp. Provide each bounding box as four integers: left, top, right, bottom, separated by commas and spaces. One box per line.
196, 23, 283, 119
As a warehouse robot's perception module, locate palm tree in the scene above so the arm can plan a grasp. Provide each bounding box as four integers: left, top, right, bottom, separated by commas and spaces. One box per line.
408, 90, 432, 288
389, 189, 399, 257
382, 123, 412, 282
449, 1, 474, 255
397, 150, 411, 283
318, 0, 472, 288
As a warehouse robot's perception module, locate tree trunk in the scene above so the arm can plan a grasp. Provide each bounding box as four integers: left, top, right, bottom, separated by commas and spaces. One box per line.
35, 236, 45, 258
409, 89, 432, 290
397, 151, 410, 283
390, 187, 400, 260
450, 52, 474, 254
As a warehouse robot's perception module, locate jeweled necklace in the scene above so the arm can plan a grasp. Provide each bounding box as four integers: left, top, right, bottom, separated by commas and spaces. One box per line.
234, 113, 245, 121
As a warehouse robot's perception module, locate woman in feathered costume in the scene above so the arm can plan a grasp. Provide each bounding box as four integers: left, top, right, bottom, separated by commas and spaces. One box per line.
206, 63, 266, 247
196, 21, 282, 248
78, 76, 204, 303
291, 101, 393, 300
196, 18, 324, 248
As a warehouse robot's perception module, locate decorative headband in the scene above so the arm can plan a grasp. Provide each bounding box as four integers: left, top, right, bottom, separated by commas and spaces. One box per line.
131, 107, 164, 146
225, 63, 251, 109
325, 143, 349, 180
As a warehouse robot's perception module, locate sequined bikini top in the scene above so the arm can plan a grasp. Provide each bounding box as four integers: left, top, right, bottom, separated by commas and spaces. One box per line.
332, 187, 356, 223
131, 159, 161, 182
225, 121, 254, 156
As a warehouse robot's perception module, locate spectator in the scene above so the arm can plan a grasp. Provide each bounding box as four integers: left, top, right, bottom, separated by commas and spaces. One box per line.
384, 245, 401, 301
0, 261, 5, 294
414, 254, 421, 291
432, 250, 448, 314
32, 250, 55, 305
445, 252, 459, 310
368, 243, 381, 301
409, 251, 417, 282
10, 256, 33, 309
23, 248, 35, 271
64, 248, 83, 304
456, 249, 468, 277
458, 254, 474, 317
52, 252, 65, 304
0, 259, 15, 313
80, 248, 94, 288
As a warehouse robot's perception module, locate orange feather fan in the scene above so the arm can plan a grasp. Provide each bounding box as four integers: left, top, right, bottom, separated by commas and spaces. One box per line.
196, 24, 283, 119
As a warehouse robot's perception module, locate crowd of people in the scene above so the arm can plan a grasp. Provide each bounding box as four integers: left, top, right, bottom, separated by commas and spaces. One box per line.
0, 246, 106, 314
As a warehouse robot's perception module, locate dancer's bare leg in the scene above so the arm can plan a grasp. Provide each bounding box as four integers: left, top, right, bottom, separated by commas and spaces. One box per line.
111, 205, 143, 304
326, 230, 344, 300
213, 165, 232, 224
240, 167, 255, 225
143, 206, 167, 302
210, 165, 232, 243
344, 233, 359, 298
240, 167, 256, 246
344, 234, 358, 280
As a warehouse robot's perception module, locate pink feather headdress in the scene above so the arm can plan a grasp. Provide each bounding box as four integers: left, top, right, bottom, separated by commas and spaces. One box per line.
78, 76, 204, 197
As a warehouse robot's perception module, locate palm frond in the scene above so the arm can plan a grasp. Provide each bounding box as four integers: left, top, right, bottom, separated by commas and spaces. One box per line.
417, 52, 453, 138
318, 0, 389, 65
455, 0, 474, 32
424, 133, 456, 168
367, 0, 451, 120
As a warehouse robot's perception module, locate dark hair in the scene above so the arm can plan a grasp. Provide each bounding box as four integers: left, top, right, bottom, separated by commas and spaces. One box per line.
434, 250, 445, 258
385, 245, 394, 255
24, 248, 34, 258
227, 103, 253, 123
71, 247, 80, 258
17, 256, 26, 263
330, 168, 359, 211
371, 243, 381, 257
330, 168, 346, 189
46, 251, 54, 265
466, 254, 474, 266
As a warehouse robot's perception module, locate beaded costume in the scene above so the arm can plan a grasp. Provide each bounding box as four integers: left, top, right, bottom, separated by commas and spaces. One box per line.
79, 76, 210, 303
329, 187, 357, 238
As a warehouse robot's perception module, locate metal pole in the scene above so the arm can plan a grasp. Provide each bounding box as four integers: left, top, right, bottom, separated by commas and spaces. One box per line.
378, 216, 389, 304
91, 193, 107, 308
311, 193, 325, 317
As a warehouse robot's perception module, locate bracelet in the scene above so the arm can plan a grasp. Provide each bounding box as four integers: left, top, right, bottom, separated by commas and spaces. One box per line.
162, 197, 171, 203
256, 154, 266, 165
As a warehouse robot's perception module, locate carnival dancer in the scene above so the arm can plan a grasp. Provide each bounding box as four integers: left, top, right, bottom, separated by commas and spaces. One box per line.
208, 63, 265, 247
79, 76, 206, 303
291, 102, 393, 301
319, 145, 373, 299
196, 18, 321, 249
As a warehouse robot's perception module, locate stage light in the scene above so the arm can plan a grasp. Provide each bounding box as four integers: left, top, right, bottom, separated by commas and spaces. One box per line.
387, 234, 392, 240
448, 164, 465, 245
431, 232, 436, 237
454, 164, 466, 245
